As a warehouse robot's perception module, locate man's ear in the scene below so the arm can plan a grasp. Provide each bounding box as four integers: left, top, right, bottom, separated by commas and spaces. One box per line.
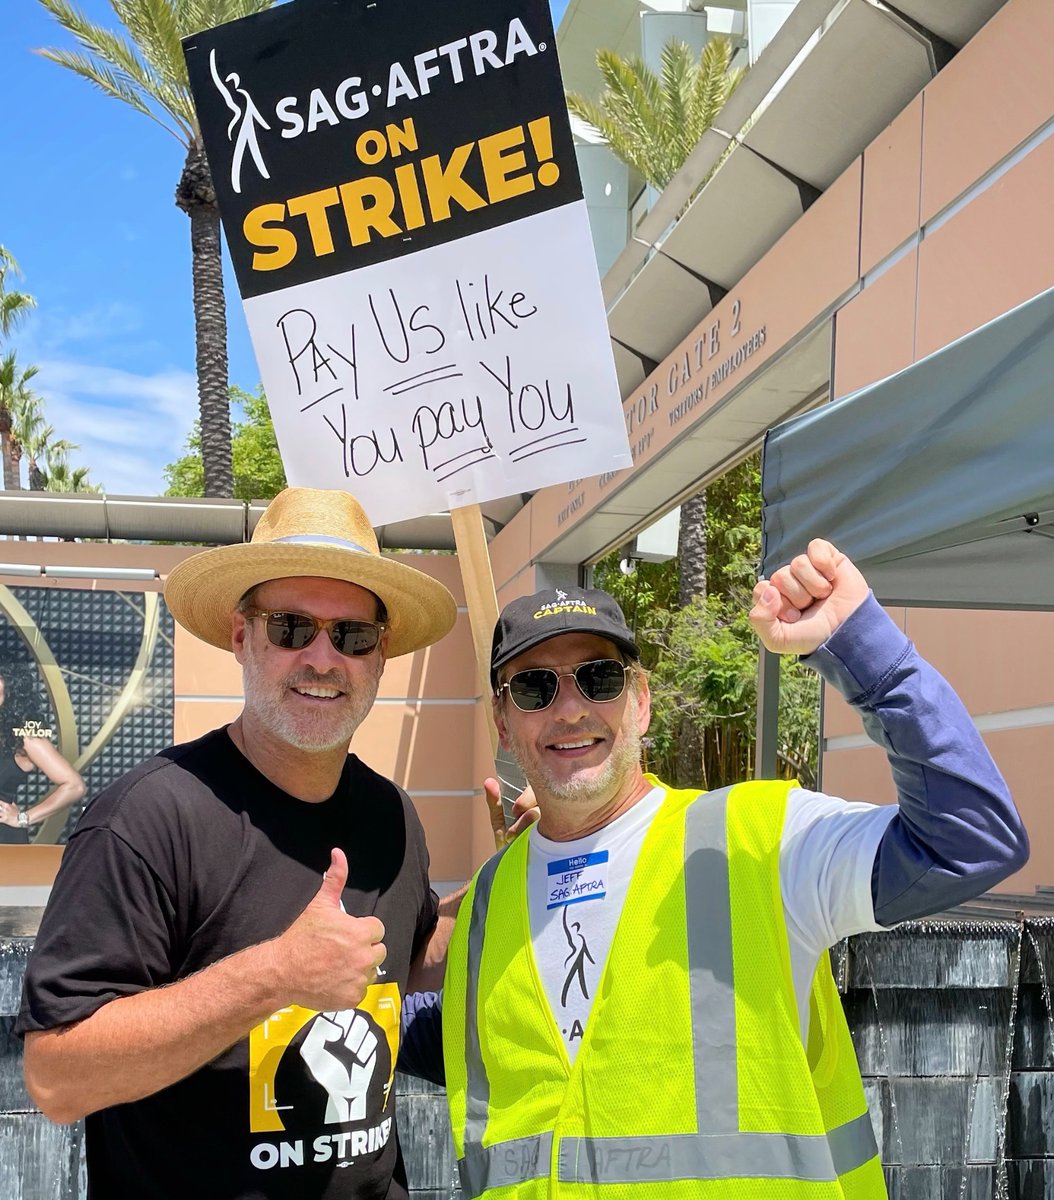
635, 670, 652, 736
492, 694, 511, 750
231, 611, 247, 663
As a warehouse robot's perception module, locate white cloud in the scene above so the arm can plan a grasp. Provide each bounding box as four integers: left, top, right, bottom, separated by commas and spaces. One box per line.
27, 301, 145, 352
32, 359, 199, 496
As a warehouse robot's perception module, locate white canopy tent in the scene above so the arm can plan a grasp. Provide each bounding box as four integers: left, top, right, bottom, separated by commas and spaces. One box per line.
760, 284, 1054, 609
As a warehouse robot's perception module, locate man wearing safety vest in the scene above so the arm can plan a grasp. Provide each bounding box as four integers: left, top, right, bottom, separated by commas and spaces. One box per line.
430, 539, 1028, 1199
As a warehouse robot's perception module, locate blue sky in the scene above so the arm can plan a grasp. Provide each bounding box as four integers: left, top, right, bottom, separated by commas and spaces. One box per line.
3, 0, 570, 496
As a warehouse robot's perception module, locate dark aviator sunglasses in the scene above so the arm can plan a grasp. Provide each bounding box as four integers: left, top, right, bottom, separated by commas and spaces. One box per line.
497, 658, 629, 712
243, 608, 386, 657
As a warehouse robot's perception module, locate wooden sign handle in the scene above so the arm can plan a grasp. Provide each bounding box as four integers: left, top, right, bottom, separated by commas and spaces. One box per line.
449, 503, 505, 851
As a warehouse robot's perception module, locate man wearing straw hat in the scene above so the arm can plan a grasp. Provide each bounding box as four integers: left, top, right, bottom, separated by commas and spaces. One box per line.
19, 487, 460, 1200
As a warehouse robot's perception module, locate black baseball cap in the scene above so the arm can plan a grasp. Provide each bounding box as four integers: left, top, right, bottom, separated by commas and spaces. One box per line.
490, 587, 639, 688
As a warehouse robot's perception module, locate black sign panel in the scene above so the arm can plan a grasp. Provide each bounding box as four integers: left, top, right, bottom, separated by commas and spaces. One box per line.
184, 0, 581, 299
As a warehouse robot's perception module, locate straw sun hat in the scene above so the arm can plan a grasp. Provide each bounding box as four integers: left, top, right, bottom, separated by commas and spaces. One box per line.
164, 488, 457, 657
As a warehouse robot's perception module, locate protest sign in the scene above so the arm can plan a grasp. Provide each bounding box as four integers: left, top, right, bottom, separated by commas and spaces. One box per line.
184, 0, 630, 527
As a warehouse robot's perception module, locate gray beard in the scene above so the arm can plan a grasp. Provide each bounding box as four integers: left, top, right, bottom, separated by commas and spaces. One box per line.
240, 646, 379, 753
507, 693, 644, 806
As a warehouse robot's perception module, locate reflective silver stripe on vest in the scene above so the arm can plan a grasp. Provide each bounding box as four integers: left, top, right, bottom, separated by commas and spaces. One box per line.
463, 847, 509, 1150
459, 845, 551, 1197
558, 1111, 878, 1184
460, 1131, 554, 1196
558, 1120, 875, 1184
685, 785, 737, 1134
827, 1111, 879, 1176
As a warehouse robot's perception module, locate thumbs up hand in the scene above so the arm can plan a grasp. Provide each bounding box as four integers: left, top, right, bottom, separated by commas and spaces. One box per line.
271, 848, 387, 1012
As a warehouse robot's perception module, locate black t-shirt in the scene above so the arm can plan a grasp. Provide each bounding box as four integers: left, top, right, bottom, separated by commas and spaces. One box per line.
18, 728, 439, 1200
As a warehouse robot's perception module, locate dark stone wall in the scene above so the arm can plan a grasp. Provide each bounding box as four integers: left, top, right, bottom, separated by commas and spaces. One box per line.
5, 918, 1054, 1198
1, 935, 85, 1200
836, 918, 1054, 1199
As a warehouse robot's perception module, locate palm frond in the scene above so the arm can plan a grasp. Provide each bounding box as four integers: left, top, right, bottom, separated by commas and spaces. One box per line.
0, 292, 36, 339
0, 247, 35, 338
113, 0, 188, 88
567, 34, 748, 194
45, 437, 81, 461
658, 41, 696, 170
37, 47, 181, 139
0, 355, 39, 391
0, 247, 25, 278
23, 421, 58, 462
598, 52, 663, 142
178, 0, 274, 29
691, 37, 742, 142
42, 458, 99, 493
36, 0, 196, 141
569, 90, 658, 189
38, 0, 164, 92
11, 393, 45, 450
590, 51, 671, 188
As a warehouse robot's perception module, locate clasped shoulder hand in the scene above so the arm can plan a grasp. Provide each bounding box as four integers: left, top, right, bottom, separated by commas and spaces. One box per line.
749, 539, 870, 657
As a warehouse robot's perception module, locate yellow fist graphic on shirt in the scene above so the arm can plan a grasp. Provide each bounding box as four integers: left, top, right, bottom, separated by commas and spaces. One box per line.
248, 982, 400, 1134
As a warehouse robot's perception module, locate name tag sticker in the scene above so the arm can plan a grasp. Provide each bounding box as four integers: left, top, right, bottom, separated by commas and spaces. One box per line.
546, 851, 608, 909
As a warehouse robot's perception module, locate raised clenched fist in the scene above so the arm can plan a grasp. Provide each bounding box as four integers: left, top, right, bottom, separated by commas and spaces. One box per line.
749, 539, 869, 657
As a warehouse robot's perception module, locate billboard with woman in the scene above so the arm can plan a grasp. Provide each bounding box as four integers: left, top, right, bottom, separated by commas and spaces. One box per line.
0, 583, 173, 845
0, 663, 85, 842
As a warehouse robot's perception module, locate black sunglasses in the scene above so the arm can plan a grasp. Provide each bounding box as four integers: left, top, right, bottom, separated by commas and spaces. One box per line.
497, 658, 629, 712
243, 609, 386, 657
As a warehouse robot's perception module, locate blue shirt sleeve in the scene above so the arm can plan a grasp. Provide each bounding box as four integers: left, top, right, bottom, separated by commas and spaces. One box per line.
802, 593, 1029, 925
398, 988, 445, 1085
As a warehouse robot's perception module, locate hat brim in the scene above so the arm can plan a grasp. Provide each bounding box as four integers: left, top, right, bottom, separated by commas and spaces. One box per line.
164, 541, 457, 657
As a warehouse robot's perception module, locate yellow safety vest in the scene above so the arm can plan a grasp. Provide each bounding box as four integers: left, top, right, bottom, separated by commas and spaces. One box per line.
443, 777, 886, 1199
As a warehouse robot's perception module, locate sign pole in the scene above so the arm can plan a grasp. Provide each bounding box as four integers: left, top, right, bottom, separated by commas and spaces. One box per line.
449, 503, 505, 850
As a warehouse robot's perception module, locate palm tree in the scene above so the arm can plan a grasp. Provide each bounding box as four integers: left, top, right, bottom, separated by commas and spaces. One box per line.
0, 247, 36, 340
42, 461, 100, 493
23, 421, 78, 493
36, 0, 276, 497
39, 438, 99, 493
8, 391, 47, 490
566, 37, 745, 194
0, 352, 40, 490
567, 36, 745, 604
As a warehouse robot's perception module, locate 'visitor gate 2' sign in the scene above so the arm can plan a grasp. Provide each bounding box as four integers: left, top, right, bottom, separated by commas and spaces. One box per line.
185, 0, 630, 526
